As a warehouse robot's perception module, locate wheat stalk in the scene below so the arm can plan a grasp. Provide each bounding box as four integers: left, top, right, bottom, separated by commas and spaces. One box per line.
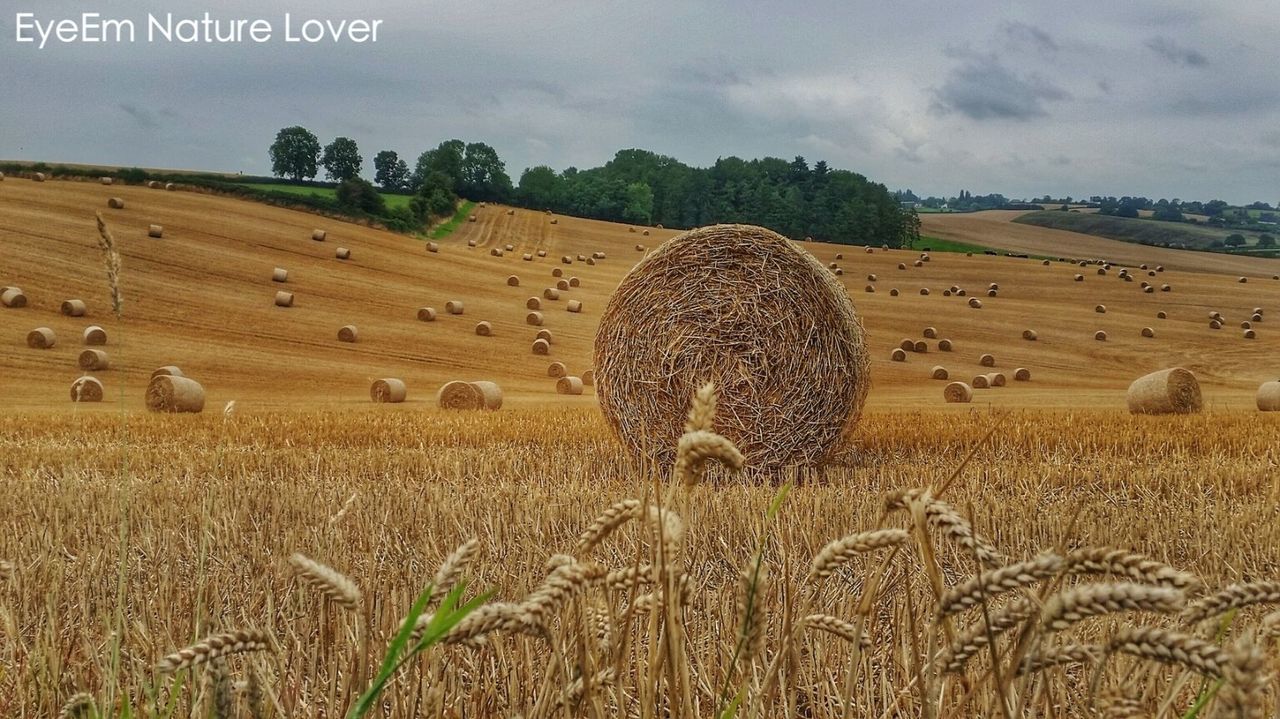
58, 692, 96, 719
808, 528, 910, 582
0, 559, 12, 582
1065, 547, 1201, 592
1215, 634, 1268, 719
885, 489, 1002, 567
327, 492, 357, 525
156, 630, 271, 673
674, 430, 744, 486
522, 561, 606, 626
938, 553, 1064, 617
576, 499, 642, 554
1040, 582, 1185, 631
94, 212, 123, 317
1107, 626, 1227, 677
801, 614, 872, 647
685, 381, 717, 433
736, 564, 769, 668
646, 505, 685, 553
208, 656, 233, 719
431, 538, 479, 600
942, 597, 1037, 674
1183, 581, 1280, 625
287, 553, 362, 609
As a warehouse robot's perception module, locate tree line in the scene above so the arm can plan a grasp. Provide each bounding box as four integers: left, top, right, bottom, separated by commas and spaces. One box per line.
269, 127, 916, 246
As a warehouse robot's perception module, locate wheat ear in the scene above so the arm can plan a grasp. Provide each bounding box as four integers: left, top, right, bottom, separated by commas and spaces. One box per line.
58, 692, 96, 719
1107, 626, 1227, 678
674, 430, 745, 486
1040, 582, 1185, 631
885, 489, 1002, 567
576, 499, 642, 554
808, 528, 910, 582
942, 597, 1037, 674
1017, 643, 1103, 676
1182, 581, 1280, 625
94, 212, 123, 316
431, 538, 479, 601
938, 553, 1064, 617
1215, 634, 1268, 719
685, 381, 717, 432
1065, 547, 1201, 591
288, 553, 362, 608
802, 614, 872, 647
156, 630, 271, 672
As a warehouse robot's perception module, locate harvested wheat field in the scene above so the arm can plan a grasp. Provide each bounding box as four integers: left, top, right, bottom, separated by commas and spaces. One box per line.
3, 180, 1280, 717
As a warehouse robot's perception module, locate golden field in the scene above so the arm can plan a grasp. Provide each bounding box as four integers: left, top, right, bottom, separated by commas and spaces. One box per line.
2, 178, 1280, 717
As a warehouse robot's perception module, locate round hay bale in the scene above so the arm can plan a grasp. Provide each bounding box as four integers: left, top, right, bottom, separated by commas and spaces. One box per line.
864, 284, 874, 293
988, 283, 999, 291
1042, 259, 1050, 266
526, 311, 544, 326
272, 267, 288, 283
1144, 286, 1154, 294
151, 366, 183, 378
891, 347, 907, 362
1244, 329, 1257, 339
1161, 284, 1171, 292
543, 288, 560, 300
561, 256, 573, 264
507, 275, 520, 287
1210, 311, 1222, 321
1253, 307, 1264, 315
523, 253, 533, 261
1157, 311, 1167, 319
898, 263, 907, 270
834, 268, 843, 276
577, 254, 586, 262
989, 372, 1007, 387
335, 248, 350, 260
1095, 304, 1106, 314
467, 239, 477, 247
61, 299, 86, 317
83, 325, 107, 345
921, 253, 930, 262
468, 215, 477, 223
536, 329, 553, 342
490, 248, 503, 257
943, 381, 972, 403
979, 353, 995, 367
594, 224, 869, 469
1094, 330, 1107, 341
923, 327, 937, 339
931, 365, 949, 380
1022, 329, 1037, 341
1141, 327, 1155, 338
1257, 381, 1280, 411
938, 339, 953, 352
968, 298, 983, 309
507, 209, 515, 216
899, 339, 915, 352
643, 230, 650, 236
556, 279, 570, 291
165, 182, 176, 191
526, 297, 542, 310
1148, 271, 1156, 277
866, 273, 878, 282
550, 219, 558, 225
557, 376, 584, 395
100, 177, 113, 185
582, 369, 595, 386
972, 374, 990, 389
1157, 266, 1165, 272
470, 381, 503, 409
27, 327, 56, 348
636, 244, 646, 251
446, 300, 464, 315
369, 378, 407, 403
475, 321, 492, 336
274, 291, 294, 308
1252, 313, 1263, 323
567, 299, 583, 313
107, 197, 125, 209
437, 380, 480, 409
547, 361, 567, 378
338, 325, 358, 342
505, 244, 515, 252
1074, 274, 1084, 281
71, 376, 104, 403
914, 260, 923, 267
427, 242, 439, 253
920, 288, 930, 296
1140, 264, 1148, 270
417, 307, 437, 322
2, 287, 28, 308
537, 250, 547, 258
943, 290, 952, 297
313, 230, 326, 242
1126, 368, 1201, 415
34, 172, 46, 182
835, 253, 844, 260
552, 268, 563, 278
1242, 321, 1252, 330
1210, 320, 1222, 330
913, 340, 928, 353
958, 289, 968, 296
889, 288, 899, 296
148, 224, 164, 238
593, 251, 606, 260
78, 349, 109, 371
146, 375, 205, 413
630, 227, 637, 233
1097, 268, 1107, 275
1014, 367, 1031, 381
987, 289, 997, 297
1238, 277, 1248, 283
532, 338, 551, 355
569, 277, 581, 288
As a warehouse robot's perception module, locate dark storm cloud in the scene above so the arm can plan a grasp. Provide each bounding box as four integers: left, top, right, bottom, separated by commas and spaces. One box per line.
932, 51, 1070, 120
1145, 36, 1209, 67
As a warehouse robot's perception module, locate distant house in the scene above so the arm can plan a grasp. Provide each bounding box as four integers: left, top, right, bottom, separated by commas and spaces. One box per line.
899, 201, 920, 209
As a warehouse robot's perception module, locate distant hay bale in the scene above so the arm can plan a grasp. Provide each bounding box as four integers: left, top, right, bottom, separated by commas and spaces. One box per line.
923, 327, 937, 339
1022, 329, 1037, 341
507, 209, 515, 215
147, 180, 160, 189
547, 361, 567, 378
1252, 313, 1263, 322
146, 375, 205, 413
1238, 277, 1247, 283
920, 288, 930, 296
505, 244, 515, 252
1157, 265, 1165, 272
889, 288, 899, 296
556, 279, 570, 290
1210, 311, 1223, 321
100, 177, 113, 185
1097, 268, 1106, 275
274, 291, 294, 308
986, 289, 997, 297
1143, 286, 1154, 294
1042, 259, 1050, 266
1127, 367, 1201, 415
943, 381, 972, 403
864, 284, 874, 292
899, 339, 915, 351
557, 376, 584, 395
507, 275, 520, 287
1161, 284, 1171, 291
898, 263, 907, 270
370, 378, 407, 404
526, 311, 544, 325
643, 230, 650, 236
931, 365, 949, 380
979, 353, 995, 367
1141, 327, 1155, 338
335, 248, 350, 260
1257, 381, 1280, 411
1074, 274, 1084, 281
272, 267, 288, 283
989, 372, 1007, 387
550, 219, 558, 225
582, 369, 594, 385
593, 251, 606, 259
1095, 304, 1106, 313
1140, 264, 1148, 270
61, 299, 87, 316
635, 244, 646, 251
523, 253, 533, 261
914, 260, 923, 267
543, 288, 560, 300
958, 289, 968, 296
1254, 307, 1264, 315
1014, 367, 1031, 381
467, 239, 477, 247
312, 230, 326, 241
1, 287, 28, 308
490, 248, 503, 257
834, 268, 843, 275
83, 325, 107, 345
71, 376, 104, 403
835, 253, 844, 260
532, 338, 551, 355
891, 348, 907, 362
338, 325, 358, 342
1157, 311, 1167, 319
436, 380, 481, 409
417, 307, 437, 322
577, 254, 587, 262
968, 298, 983, 309
562, 256, 572, 264
526, 297, 542, 310
569, 277, 581, 288
78, 349, 109, 371
446, 301, 464, 315
536, 329, 553, 342
1244, 329, 1256, 339
630, 227, 637, 233
972, 374, 990, 389
165, 182, 176, 191
1210, 320, 1222, 330
828, 262, 838, 270
913, 340, 927, 353
1242, 321, 1252, 329
1094, 330, 1107, 341
921, 253, 930, 262
151, 366, 183, 378
427, 242, 439, 253
938, 338, 953, 351
470, 381, 503, 409
567, 299, 583, 313
469, 215, 477, 223
475, 321, 492, 336
552, 268, 563, 277
108, 197, 125, 209
537, 250, 547, 257
148, 224, 163, 238
988, 283, 999, 291
34, 172, 46, 182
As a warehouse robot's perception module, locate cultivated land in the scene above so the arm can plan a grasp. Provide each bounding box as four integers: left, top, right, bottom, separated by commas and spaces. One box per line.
2, 179, 1280, 716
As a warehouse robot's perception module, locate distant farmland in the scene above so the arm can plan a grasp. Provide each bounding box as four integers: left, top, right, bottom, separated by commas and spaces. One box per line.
235, 181, 414, 210
1013, 210, 1260, 252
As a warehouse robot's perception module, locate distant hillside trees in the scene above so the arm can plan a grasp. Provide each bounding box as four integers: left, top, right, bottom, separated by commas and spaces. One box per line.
410, 171, 457, 222
322, 137, 362, 182
335, 177, 384, 214
269, 126, 321, 182
373, 150, 409, 190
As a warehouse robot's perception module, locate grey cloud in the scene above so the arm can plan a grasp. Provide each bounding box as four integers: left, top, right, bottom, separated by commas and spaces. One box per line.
118, 103, 161, 130
932, 52, 1070, 120
1145, 36, 1208, 67
1002, 22, 1058, 53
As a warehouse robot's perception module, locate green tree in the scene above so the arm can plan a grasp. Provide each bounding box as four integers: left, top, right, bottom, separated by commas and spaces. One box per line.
411, 140, 466, 192
517, 166, 562, 208
409, 170, 458, 221
373, 150, 409, 190
335, 177, 384, 214
620, 182, 654, 224
1257, 234, 1275, 248
460, 142, 512, 201
1224, 233, 1247, 247
269, 126, 320, 182
322, 137, 362, 182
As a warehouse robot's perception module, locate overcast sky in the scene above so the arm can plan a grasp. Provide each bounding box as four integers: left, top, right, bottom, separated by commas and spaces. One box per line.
3, 0, 1278, 203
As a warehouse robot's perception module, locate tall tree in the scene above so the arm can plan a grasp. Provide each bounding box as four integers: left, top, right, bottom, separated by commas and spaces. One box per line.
460, 142, 512, 201
268, 126, 321, 182
321, 137, 362, 182
373, 150, 409, 190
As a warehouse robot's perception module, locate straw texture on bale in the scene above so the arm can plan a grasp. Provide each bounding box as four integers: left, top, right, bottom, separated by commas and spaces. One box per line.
151, 366, 183, 378
570, 277, 581, 288
2, 288, 28, 308
938, 339, 953, 351
272, 267, 288, 283
595, 224, 871, 469
526, 311, 544, 326
544, 288, 560, 300
83, 325, 107, 345
561, 256, 572, 264
944, 381, 974, 403
1157, 311, 1167, 319
526, 297, 542, 310
145, 376, 205, 413
1243, 329, 1256, 339
552, 268, 563, 277
1095, 330, 1107, 341
148, 225, 163, 238
890, 288, 899, 296
557, 376, 584, 395
523, 253, 533, 261
557, 279, 570, 290
1096, 305, 1106, 313
913, 341, 927, 353
989, 372, 1007, 387
987, 289, 997, 297
536, 329, 553, 342
532, 338, 550, 355
979, 353, 995, 367
313, 230, 326, 241
475, 321, 492, 336
1074, 274, 1084, 281
62, 299, 86, 316
972, 375, 990, 389
863, 284, 872, 292
547, 361, 567, 378
417, 307, 437, 322
78, 349, 109, 371
437, 380, 502, 410
71, 376, 104, 403
537, 250, 547, 257
506, 275, 520, 287
567, 299, 583, 313
370, 378, 407, 403
1014, 367, 1031, 381
1257, 381, 1280, 411
505, 244, 515, 252
108, 197, 125, 209
427, 242, 439, 252
1022, 329, 1037, 341
27, 327, 56, 349
1210, 320, 1222, 330
470, 381, 503, 409
335, 248, 350, 260
923, 327, 937, 339
338, 325, 358, 342
582, 369, 594, 385
490, 248, 503, 257
1127, 368, 1202, 415
274, 291, 294, 308
446, 301, 464, 315
1142, 327, 1155, 338
1162, 284, 1171, 291
899, 339, 915, 352
931, 366, 949, 380
969, 298, 983, 309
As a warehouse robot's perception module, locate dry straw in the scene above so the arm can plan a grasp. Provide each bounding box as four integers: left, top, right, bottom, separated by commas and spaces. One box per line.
913, 340, 927, 353
594, 224, 870, 469
335, 247, 350, 260
1127, 367, 1201, 415
1142, 327, 1155, 338
312, 229, 326, 241
931, 366, 949, 380
148, 224, 163, 238
557, 376, 584, 395
938, 338, 953, 351
78, 349, 109, 371
437, 381, 502, 410
417, 307, 436, 322
70, 376, 104, 403
271, 267, 288, 283
146, 376, 205, 413
151, 366, 183, 378
526, 311, 544, 326
370, 378, 407, 403
62, 299, 86, 316
446, 300, 464, 315
83, 326, 107, 345
1, 287, 27, 307
943, 381, 972, 403
547, 362, 567, 378
336, 325, 359, 343
507, 275, 520, 286
923, 327, 937, 338
27, 327, 56, 349
1095, 330, 1107, 341
274, 291, 294, 308
557, 279, 570, 290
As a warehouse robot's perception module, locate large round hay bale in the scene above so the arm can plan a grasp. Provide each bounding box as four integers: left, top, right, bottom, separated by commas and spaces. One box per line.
507, 275, 520, 287
931, 366, 949, 380
470, 381, 503, 409
1143, 286, 1154, 294
71, 376, 104, 403
475, 321, 492, 336
1095, 304, 1106, 314
532, 338, 550, 355
148, 225, 163, 238
1257, 381, 1280, 411
1022, 329, 1037, 341
898, 263, 907, 270
490, 248, 503, 257
569, 277, 581, 288
547, 361, 567, 378
78, 349, 109, 371
272, 267, 288, 283
586, 257, 597, 266
26, 327, 56, 348
866, 273, 877, 281
1126, 368, 1201, 415
526, 297, 542, 310
636, 244, 646, 251
923, 327, 937, 339
100, 177, 113, 185
989, 372, 1007, 387
417, 307, 437, 322
437, 380, 502, 410
335, 248, 350, 260
427, 242, 439, 253
1095, 330, 1107, 341
62, 299, 86, 317
151, 366, 183, 378
643, 229, 650, 236
146, 375, 205, 413
550, 219, 558, 225
107, 197, 125, 209
34, 172, 46, 182
2, 287, 28, 308
863, 284, 872, 292
938, 339, 953, 352
446, 300, 464, 315
83, 325, 107, 345
1141, 327, 1155, 338
577, 254, 586, 262
582, 369, 594, 386
371, 378, 407, 403
889, 288, 899, 296
972, 374, 990, 389
1074, 274, 1084, 281
1210, 320, 1222, 330
556, 279, 570, 291
552, 268, 563, 278
899, 339, 915, 352
979, 353, 995, 367
526, 311, 544, 326
1252, 313, 1263, 322
913, 340, 927, 353
338, 325, 358, 342
1243, 329, 1257, 339
914, 260, 923, 267
595, 224, 870, 469
274, 291, 294, 308
557, 376, 584, 395
1242, 321, 1252, 330
943, 381, 972, 403
536, 329, 553, 342
1014, 367, 1031, 381
1161, 284, 1171, 292
543, 288, 560, 300
567, 300, 583, 313
1157, 311, 1167, 319
313, 229, 327, 241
